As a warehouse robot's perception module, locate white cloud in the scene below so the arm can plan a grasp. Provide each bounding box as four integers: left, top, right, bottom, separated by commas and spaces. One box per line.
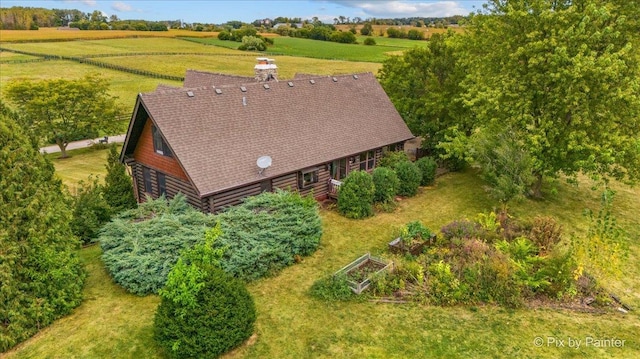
111, 1, 133, 12
322, 1, 468, 18
61, 0, 97, 6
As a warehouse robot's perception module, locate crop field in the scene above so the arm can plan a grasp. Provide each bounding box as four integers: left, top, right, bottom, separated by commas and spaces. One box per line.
0, 37, 236, 56
0, 27, 217, 42
187, 36, 420, 62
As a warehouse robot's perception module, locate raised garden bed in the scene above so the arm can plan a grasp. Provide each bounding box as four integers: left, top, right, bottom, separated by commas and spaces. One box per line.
388, 233, 436, 256
335, 253, 393, 294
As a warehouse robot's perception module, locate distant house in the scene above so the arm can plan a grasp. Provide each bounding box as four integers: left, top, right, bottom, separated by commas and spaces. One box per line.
120, 63, 413, 213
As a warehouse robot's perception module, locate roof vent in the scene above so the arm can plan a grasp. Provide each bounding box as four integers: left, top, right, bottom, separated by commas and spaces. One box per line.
242, 96, 247, 106
353, 74, 359, 80
288, 81, 294, 87
215, 88, 222, 94
263, 84, 270, 89
309, 79, 316, 85
332, 77, 338, 82
186, 91, 194, 97
240, 86, 247, 92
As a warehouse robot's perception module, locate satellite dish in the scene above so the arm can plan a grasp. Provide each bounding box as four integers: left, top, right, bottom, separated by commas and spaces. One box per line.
256, 155, 272, 175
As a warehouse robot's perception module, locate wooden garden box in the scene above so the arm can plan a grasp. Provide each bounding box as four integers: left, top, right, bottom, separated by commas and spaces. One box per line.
388, 233, 435, 256
335, 253, 393, 294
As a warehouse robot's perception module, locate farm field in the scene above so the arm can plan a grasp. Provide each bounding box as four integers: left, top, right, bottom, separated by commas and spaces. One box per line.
0, 37, 235, 56
6, 153, 640, 358
0, 59, 182, 111
95, 54, 380, 79
186, 36, 422, 62
0, 27, 217, 42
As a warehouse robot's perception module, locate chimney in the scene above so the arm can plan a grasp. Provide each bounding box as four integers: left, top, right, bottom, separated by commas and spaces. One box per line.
254, 58, 278, 82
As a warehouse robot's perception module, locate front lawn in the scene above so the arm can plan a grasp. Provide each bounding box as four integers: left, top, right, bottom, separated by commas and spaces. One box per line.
5, 169, 639, 358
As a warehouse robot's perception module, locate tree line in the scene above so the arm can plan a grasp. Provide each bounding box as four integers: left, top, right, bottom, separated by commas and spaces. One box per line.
0, 7, 168, 30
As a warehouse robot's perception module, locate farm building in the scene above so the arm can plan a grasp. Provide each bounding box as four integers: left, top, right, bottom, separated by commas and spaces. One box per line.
120, 63, 414, 213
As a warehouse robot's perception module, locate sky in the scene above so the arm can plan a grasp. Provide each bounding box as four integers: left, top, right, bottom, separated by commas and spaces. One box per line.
4, 0, 487, 24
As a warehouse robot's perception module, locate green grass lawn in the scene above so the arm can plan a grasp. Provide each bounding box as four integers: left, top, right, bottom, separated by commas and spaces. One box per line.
44, 145, 118, 192
6, 161, 639, 358
186, 36, 412, 62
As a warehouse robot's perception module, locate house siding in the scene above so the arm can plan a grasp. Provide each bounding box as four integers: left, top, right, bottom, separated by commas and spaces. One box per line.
130, 162, 204, 211
203, 145, 399, 213
133, 118, 189, 182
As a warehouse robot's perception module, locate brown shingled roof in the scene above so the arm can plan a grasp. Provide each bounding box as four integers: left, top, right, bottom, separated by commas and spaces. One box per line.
136, 72, 413, 197
183, 69, 254, 88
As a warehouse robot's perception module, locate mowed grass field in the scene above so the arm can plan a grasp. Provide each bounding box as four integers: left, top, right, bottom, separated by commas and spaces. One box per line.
187, 36, 422, 62
6, 152, 640, 358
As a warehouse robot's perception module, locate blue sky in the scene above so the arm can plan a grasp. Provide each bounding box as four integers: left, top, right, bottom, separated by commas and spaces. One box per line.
4, 1, 486, 24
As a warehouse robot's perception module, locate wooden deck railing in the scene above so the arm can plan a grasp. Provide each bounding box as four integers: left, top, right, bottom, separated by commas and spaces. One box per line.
327, 179, 342, 199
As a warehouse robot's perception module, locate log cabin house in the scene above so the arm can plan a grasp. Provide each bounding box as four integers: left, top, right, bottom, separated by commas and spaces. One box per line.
120, 63, 414, 213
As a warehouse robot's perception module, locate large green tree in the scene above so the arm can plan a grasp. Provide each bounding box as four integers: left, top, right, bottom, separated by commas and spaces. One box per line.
462, 0, 640, 196
0, 114, 86, 352
6, 74, 122, 158
379, 32, 470, 156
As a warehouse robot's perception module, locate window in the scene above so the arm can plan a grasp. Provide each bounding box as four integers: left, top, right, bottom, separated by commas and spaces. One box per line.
330, 158, 347, 180
298, 168, 319, 189
151, 125, 172, 157
359, 151, 376, 171
157, 172, 166, 196
143, 167, 152, 194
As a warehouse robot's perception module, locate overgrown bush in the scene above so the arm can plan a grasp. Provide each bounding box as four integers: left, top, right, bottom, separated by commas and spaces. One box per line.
330, 30, 357, 43
103, 145, 137, 214
309, 273, 354, 301
407, 29, 424, 40
378, 150, 409, 168
440, 219, 483, 240
238, 35, 266, 51
155, 226, 256, 359
363, 37, 376, 45
371, 166, 399, 203
529, 216, 563, 255
415, 156, 437, 186
99, 194, 215, 295
216, 190, 322, 280
394, 161, 422, 197
337, 170, 375, 219
70, 176, 111, 244
427, 261, 463, 305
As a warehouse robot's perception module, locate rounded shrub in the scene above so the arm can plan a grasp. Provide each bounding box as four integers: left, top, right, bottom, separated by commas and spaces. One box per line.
371, 166, 399, 203
394, 161, 422, 197
378, 150, 409, 169
337, 170, 375, 219
154, 265, 256, 358
70, 176, 111, 244
415, 156, 437, 186
363, 37, 376, 45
